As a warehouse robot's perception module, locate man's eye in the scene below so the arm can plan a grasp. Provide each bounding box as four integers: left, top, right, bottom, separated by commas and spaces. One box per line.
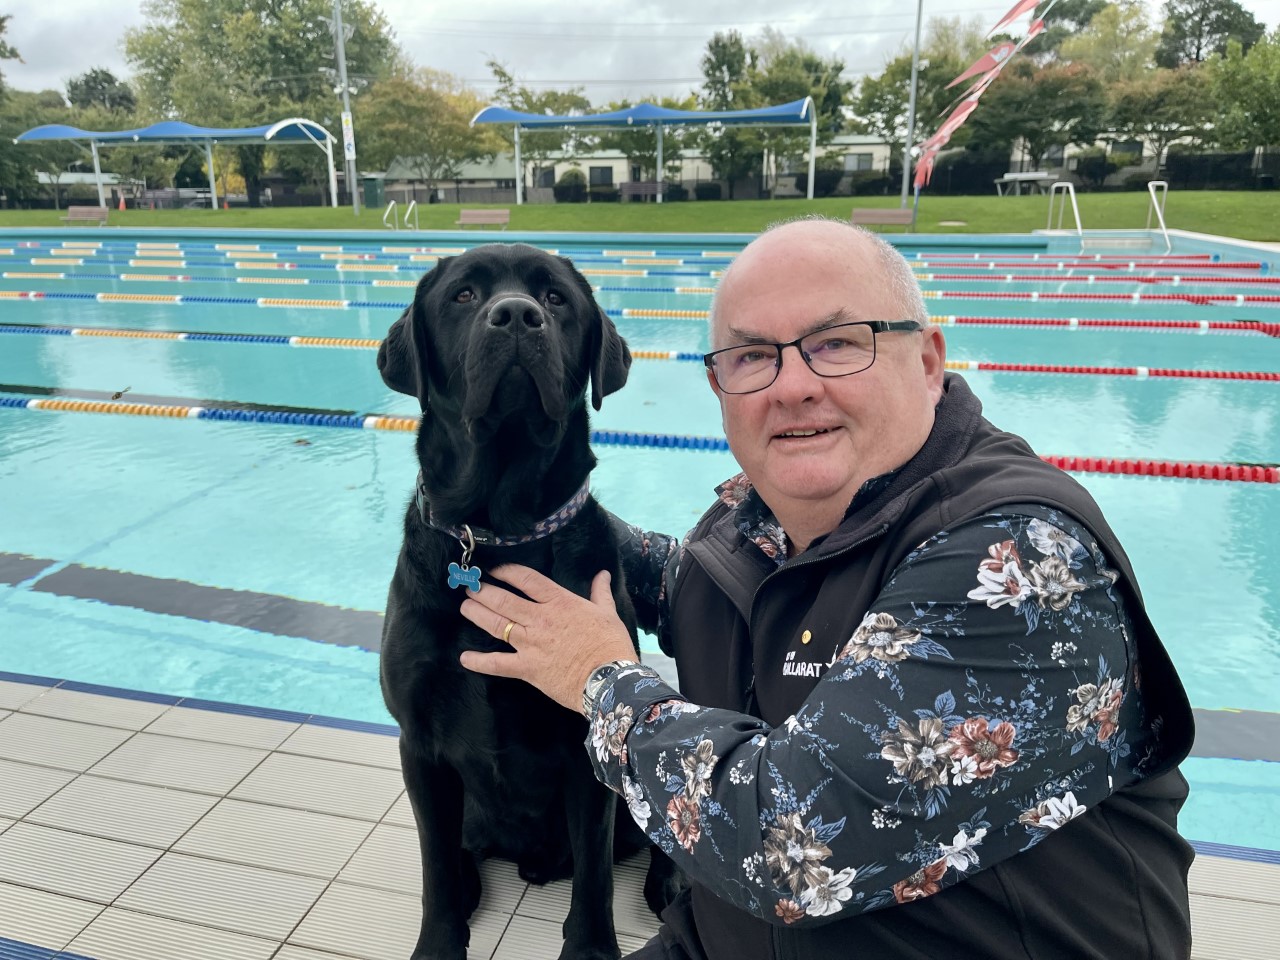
455, 289, 474, 303
546, 291, 564, 306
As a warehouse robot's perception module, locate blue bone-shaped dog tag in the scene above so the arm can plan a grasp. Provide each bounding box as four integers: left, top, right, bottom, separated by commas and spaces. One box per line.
447, 562, 482, 593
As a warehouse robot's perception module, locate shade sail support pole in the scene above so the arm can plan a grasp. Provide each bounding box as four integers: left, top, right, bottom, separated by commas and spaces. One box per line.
205, 141, 218, 210
90, 141, 106, 208
514, 125, 523, 205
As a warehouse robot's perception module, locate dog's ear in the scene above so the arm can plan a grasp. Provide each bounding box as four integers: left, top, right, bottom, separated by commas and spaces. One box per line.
560, 256, 632, 410
590, 307, 631, 411
377, 263, 446, 410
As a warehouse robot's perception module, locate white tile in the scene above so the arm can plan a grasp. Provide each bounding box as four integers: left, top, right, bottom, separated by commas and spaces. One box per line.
173, 798, 373, 878
517, 852, 661, 942
144, 706, 300, 750
65, 906, 279, 960
116, 852, 327, 941
1190, 855, 1280, 906
89, 732, 268, 794
289, 881, 511, 960
1191, 891, 1280, 959
0, 712, 133, 771
336, 822, 420, 895
279, 724, 401, 769
230, 752, 403, 821
0, 816, 12, 834
0, 880, 102, 951
26, 774, 218, 848
0, 821, 160, 903
64, 911, 280, 960
0, 757, 76, 818
382, 790, 414, 827
0, 709, 9, 722
491, 914, 567, 960
19, 687, 172, 730
0, 679, 52, 710
274, 948, 372, 960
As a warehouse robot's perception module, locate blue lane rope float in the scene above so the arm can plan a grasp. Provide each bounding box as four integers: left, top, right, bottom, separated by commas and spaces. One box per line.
2, 390, 1276, 482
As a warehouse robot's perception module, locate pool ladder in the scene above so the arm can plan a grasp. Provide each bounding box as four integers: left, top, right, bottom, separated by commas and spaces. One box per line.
1145, 181, 1172, 254
1047, 182, 1084, 250
381, 200, 420, 231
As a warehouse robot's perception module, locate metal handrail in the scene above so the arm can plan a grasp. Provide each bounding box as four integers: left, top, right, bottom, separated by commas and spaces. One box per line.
382, 199, 398, 231
403, 199, 419, 231
1048, 181, 1083, 250
1145, 180, 1171, 254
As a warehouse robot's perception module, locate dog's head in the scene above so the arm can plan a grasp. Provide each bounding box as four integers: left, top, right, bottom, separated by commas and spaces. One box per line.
377, 244, 630, 437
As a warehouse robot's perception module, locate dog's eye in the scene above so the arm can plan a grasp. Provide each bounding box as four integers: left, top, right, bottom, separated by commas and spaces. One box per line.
546, 291, 564, 306
455, 289, 475, 304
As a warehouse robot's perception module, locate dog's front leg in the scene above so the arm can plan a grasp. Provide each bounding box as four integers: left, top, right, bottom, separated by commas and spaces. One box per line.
560, 755, 622, 960
400, 741, 476, 960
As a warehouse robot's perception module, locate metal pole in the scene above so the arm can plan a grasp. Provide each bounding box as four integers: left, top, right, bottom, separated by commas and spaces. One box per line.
325, 138, 338, 207
656, 124, 664, 203
514, 126, 523, 205
90, 142, 106, 208
900, 0, 925, 207
807, 114, 816, 201
205, 141, 219, 210
333, 0, 360, 215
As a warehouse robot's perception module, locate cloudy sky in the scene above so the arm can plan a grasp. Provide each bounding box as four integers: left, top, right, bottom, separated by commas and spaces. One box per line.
4, 0, 1279, 106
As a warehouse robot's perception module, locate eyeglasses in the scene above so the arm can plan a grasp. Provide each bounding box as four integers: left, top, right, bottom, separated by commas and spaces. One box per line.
702, 320, 924, 395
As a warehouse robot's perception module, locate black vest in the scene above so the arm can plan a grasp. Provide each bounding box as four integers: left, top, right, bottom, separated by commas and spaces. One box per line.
661, 375, 1194, 960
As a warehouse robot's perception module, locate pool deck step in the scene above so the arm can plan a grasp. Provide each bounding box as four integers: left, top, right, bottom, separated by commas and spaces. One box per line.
0, 684, 1275, 959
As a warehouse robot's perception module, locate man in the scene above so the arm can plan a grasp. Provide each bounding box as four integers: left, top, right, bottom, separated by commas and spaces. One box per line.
460, 218, 1195, 959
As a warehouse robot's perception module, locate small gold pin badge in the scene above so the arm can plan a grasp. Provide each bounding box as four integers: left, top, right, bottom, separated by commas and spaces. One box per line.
801, 630, 812, 645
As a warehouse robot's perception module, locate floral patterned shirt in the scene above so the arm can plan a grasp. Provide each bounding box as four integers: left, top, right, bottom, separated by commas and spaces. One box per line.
591, 485, 1157, 927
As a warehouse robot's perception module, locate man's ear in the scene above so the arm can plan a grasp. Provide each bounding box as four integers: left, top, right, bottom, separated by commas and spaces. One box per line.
590, 306, 631, 411
376, 262, 446, 410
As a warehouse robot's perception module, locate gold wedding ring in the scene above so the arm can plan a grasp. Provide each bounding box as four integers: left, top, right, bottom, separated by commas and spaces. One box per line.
501, 620, 515, 644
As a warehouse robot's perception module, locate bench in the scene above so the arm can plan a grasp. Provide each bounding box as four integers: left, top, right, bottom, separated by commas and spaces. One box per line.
850, 207, 915, 232
60, 205, 109, 226
455, 208, 510, 229
620, 182, 664, 201
994, 172, 1055, 196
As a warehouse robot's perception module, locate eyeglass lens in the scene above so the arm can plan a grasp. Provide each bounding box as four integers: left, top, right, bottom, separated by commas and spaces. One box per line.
708, 323, 878, 393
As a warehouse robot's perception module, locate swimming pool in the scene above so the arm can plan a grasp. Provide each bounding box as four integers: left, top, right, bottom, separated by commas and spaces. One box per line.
1, 226, 1277, 854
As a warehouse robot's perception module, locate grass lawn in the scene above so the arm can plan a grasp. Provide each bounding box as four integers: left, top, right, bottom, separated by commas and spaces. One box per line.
1, 191, 1278, 241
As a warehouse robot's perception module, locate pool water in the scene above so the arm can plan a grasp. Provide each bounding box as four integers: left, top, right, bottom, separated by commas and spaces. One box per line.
0, 228, 1277, 852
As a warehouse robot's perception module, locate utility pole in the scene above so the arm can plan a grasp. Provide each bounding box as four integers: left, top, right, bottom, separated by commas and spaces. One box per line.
331, 0, 360, 215
899, 0, 925, 208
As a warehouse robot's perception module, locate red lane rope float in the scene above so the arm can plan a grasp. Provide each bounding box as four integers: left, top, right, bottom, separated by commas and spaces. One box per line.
946, 361, 1280, 381
931, 291, 1280, 306
917, 253, 1219, 262
935, 316, 1280, 336
1041, 456, 1278, 484
919, 273, 1280, 286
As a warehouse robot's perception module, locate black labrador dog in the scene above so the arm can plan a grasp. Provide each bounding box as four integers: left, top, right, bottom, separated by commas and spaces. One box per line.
378, 243, 672, 960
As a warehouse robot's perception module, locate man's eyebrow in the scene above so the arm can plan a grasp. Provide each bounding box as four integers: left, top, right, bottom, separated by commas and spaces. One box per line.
724, 308, 853, 344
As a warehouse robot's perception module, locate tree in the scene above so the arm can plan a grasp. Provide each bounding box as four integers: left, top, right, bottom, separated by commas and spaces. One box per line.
485, 59, 593, 186
2, 89, 83, 208
1059, 1, 1159, 83
1154, 0, 1265, 68
1108, 64, 1213, 165
360, 69, 504, 196
1209, 32, 1280, 150
66, 68, 137, 114
966, 60, 1107, 169
697, 31, 761, 197
1021, 0, 1110, 59
125, 0, 399, 205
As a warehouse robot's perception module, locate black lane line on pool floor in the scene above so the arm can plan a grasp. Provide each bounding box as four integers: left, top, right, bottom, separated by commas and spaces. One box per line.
0, 553, 1276, 763
0, 551, 382, 651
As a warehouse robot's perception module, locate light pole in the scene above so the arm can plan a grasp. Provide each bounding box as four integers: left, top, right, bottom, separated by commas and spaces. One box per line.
331, 0, 360, 215
899, 0, 925, 208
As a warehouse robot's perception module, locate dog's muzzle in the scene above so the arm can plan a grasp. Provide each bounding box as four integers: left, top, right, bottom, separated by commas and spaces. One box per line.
486, 295, 545, 330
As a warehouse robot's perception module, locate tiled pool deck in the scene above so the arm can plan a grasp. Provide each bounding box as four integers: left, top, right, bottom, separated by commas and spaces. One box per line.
1, 675, 1276, 960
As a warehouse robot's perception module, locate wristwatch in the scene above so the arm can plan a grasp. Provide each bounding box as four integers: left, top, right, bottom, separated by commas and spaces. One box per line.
582, 659, 639, 717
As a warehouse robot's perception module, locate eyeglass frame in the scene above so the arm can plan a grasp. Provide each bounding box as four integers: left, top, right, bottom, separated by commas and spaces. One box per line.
702, 320, 926, 395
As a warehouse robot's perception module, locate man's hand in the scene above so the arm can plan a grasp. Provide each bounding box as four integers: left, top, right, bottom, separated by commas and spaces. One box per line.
458, 565, 637, 714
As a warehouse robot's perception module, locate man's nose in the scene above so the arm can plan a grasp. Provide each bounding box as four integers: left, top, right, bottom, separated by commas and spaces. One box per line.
770, 343, 820, 398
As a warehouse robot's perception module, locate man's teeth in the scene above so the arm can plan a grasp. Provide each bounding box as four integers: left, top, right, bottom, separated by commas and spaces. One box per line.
780, 429, 826, 437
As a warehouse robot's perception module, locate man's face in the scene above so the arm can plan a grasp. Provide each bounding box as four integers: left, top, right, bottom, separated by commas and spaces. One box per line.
708, 224, 946, 525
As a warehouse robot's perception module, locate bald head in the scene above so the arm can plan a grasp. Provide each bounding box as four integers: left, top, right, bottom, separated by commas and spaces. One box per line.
710, 217, 929, 347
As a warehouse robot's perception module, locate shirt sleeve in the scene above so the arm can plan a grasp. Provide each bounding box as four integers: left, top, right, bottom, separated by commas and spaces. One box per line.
587, 508, 1153, 927
607, 512, 681, 652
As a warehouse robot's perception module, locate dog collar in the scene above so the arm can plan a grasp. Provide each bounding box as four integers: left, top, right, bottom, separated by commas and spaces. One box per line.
417, 474, 592, 591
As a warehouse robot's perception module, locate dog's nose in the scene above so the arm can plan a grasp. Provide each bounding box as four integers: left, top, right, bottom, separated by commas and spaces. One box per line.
487, 296, 544, 329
